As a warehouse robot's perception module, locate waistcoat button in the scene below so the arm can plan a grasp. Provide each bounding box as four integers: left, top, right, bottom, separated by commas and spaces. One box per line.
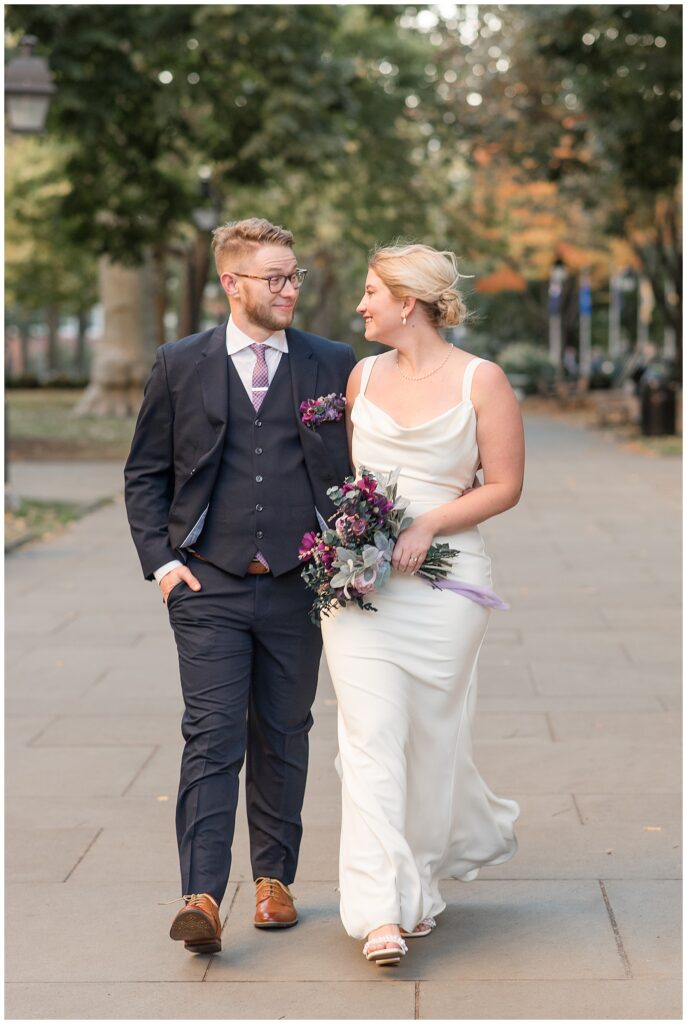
255, 447, 263, 455
256, 531, 264, 540
255, 475, 263, 483
255, 504, 263, 512
254, 419, 262, 427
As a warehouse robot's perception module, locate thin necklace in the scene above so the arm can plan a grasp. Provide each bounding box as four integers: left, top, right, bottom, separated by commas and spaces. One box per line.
395, 345, 454, 382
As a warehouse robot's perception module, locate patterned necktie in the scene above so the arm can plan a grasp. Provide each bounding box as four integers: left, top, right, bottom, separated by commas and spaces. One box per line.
249, 343, 270, 570
250, 343, 269, 411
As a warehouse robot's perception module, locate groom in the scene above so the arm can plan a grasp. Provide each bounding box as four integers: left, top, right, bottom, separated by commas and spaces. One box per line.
124, 217, 356, 953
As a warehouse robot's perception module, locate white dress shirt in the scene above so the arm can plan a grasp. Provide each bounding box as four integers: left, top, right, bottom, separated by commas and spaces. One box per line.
154, 318, 289, 583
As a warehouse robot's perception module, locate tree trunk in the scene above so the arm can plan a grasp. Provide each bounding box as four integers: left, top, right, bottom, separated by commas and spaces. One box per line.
75, 307, 89, 377
178, 232, 212, 338
305, 252, 338, 338
18, 322, 31, 376
46, 304, 60, 373
631, 196, 682, 378
74, 256, 150, 417
152, 243, 167, 348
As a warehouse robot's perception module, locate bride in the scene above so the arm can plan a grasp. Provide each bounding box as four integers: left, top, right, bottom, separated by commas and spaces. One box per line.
320, 243, 524, 965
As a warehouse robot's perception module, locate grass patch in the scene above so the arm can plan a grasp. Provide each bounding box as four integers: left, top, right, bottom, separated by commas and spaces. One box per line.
6, 389, 137, 460
5, 497, 85, 549
621, 435, 682, 457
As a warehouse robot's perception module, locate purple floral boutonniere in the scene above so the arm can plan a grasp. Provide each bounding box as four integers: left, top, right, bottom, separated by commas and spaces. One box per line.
300, 393, 346, 430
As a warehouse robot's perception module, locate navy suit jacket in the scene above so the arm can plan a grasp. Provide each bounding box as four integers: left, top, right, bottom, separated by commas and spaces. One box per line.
124, 321, 357, 580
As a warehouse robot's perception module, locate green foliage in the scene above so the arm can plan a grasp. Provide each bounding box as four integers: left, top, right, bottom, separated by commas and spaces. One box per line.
5, 135, 98, 324
5, 4, 681, 357
5, 5, 430, 271
468, 287, 548, 349
6, 5, 197, 263
532, 5, 682, 198
497, 342, 555, 393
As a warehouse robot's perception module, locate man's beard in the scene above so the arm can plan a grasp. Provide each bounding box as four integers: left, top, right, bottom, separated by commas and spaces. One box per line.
243, 293, 295, 332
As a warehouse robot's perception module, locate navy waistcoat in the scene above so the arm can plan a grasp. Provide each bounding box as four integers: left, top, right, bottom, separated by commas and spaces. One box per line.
192, 354, 318, 577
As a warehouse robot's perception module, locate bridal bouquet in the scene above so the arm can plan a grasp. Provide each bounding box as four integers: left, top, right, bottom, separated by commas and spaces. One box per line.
299, 467, 508, 625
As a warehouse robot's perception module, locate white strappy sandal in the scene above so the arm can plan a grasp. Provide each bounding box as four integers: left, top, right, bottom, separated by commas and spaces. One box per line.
401, 916, 436, 938
362, 933, 408, 966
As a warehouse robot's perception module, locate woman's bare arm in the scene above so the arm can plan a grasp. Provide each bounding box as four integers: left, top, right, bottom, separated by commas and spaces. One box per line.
344, 359, 365, 470
392, 362, 524, 571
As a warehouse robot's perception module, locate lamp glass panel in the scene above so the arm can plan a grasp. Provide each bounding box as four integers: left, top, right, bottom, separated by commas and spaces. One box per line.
6, 94, 49, 133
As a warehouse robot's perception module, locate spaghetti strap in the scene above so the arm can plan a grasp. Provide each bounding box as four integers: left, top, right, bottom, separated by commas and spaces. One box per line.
359, 356, 378, 397
462, 357, 485, 403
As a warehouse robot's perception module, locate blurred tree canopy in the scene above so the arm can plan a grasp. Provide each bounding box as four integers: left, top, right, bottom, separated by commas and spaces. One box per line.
5, 136, 98, 375
5, 4, 430, 262
407, 4, 681, 359
5, 2, 682, 395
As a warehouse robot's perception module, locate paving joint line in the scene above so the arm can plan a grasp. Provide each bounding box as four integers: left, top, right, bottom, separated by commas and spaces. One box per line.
78, 666, 111, 698
544, 711, 557, 742
571, 794, 585, 825
120, 745, 159, 796
2, 976, 657, 985
62, 827, 104, 883
204, 885, 242, 981
414, 980, 420, 1018
524, 662, 540, 695
598, 879, 633, 979
26, 715, 60, 747
48, 611, 79, 635
618, 643, 637, 666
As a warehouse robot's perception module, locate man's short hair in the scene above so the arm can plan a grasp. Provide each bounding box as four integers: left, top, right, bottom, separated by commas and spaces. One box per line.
211, 218, 294, 274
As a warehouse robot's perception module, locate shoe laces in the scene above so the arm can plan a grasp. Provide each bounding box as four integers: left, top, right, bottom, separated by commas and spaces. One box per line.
158, 893, 215, 907
255, 877, 295, 901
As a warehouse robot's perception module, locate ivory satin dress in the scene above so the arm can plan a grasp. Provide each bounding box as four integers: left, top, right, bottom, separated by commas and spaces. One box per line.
321, 355, 519, 940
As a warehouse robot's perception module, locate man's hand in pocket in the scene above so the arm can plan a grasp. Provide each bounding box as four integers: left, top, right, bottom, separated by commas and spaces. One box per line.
160, 566, 201, 604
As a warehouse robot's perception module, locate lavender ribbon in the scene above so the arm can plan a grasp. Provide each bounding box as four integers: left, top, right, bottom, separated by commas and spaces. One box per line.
424, 576, 510, 610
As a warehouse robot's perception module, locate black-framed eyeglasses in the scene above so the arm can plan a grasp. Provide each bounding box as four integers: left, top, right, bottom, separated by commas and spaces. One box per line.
229, 268, 308, 293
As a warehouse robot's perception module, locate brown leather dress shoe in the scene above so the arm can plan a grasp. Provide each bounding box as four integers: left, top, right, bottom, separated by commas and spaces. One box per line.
169, 894, 222, 953
254, 877, 298, 929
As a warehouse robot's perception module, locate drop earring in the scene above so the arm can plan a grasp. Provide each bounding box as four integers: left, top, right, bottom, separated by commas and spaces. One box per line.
401, 315, 407, 326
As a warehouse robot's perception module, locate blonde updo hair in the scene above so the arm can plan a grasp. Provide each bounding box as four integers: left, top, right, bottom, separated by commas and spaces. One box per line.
369, 243, 468, 328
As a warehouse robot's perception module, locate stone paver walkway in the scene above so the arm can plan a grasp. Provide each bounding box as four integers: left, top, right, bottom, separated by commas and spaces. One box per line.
5, 413, 681, 1019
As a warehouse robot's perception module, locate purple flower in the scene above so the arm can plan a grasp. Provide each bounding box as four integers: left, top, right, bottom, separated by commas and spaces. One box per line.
317, 542, 336, 568
357, 475, 378, 499
300, 393, 346, 430
299, 531, 318, 560
372, 494, 395, 518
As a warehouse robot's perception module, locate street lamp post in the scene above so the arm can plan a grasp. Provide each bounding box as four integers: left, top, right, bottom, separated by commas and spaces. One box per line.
548, 258, 567, 376
578, 270, 592, 379
608, 271, 622, 359
188, 169, 223, 334
609, 267, 638, 359
4, 35, 56, 134
5, 35, 56, 510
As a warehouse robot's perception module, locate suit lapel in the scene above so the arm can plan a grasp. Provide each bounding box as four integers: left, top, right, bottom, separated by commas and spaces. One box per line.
196, 322, 229, 429
287, 328, 318, 434
287, 329, 338, 496
288, 329, 327, 459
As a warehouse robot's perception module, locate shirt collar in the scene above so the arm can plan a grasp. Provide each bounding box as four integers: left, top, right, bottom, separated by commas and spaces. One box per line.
225, 316, 288, 356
